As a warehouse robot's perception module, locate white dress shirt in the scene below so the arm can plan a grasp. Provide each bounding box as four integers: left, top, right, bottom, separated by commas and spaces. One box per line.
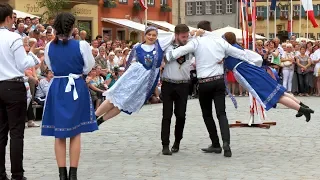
0, 27, 40, 81
166, 33, 250, 79
162, 43, 192, 81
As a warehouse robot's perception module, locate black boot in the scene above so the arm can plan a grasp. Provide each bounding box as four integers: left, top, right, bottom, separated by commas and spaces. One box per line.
171, 141, 180, 153
296, 102, 309, 117
162, 145, 172, 155
201, 145, 222, 153
298, 107, 314, 122
69, 167, 77, 180
223, 142, 232, 158
58, 167, 68, 180
96, 116, 105, 126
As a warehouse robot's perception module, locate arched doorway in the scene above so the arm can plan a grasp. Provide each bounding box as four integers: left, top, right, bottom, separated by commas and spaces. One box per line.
130, 31, 139, 42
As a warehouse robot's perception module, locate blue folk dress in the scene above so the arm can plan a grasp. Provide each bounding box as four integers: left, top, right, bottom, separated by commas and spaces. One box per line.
103, 40, 164, 114
41, 39, 98, 138
224, 44, 286, 110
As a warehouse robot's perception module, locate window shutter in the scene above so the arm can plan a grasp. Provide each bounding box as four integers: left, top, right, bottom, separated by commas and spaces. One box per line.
185, 2, 187, 15
211, 1, 216, 14
232, 0, 237, 13
243, 6, 246, 20
221, 1, 226, 14
276, 6, 280, 18
263, 6, 267, 18
202, 1, 206, 15
301, 5, 306, 17
192, 2, 196, 15
313, 5, 318, 16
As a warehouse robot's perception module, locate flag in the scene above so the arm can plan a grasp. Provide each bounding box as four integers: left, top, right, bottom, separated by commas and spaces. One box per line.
270, 0, 277, 11
139, 0, 147, 10
301, 0, 318, 27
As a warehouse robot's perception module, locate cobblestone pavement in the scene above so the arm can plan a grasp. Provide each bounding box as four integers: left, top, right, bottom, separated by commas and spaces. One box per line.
5, 97, 320, 180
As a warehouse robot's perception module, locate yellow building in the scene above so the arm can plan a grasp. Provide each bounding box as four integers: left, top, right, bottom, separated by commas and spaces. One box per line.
254, 0, 320, 40
6, 0, 99, 40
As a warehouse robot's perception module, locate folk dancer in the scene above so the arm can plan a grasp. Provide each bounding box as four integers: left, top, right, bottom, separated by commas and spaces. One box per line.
161, 24, 192, 155
41, 13, 97, 180
95, 26, 173, 125
0, 3, 40, 180
222, 32, 314, 121
166, 21, 252, 157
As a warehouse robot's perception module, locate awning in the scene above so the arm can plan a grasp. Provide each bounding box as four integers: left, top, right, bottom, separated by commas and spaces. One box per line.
101, 18, 167, 33
13, 10, 40, 19
148, 20, 197, 32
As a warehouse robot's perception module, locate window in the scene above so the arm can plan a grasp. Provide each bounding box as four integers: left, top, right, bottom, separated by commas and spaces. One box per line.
293, 5, 300, 16
196, 1, 202, 15
280, 5, 288, 18
147, 0, 154, 6
256, 6, 264, 17
216, 0, 222, 14
160, 0, 167, 5
226, 0, 232, 14
305, 33, 314, 39
119, 0, 128, 3
317, 33, 320, 40
78, 20, 92, 42
269, 33, 275, 39
186, 2, 192, 15
205, 1, 212, 14
317, 5, 320, 16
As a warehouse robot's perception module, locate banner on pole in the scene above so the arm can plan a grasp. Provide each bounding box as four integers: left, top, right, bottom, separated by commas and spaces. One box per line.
139, 0, 148, 10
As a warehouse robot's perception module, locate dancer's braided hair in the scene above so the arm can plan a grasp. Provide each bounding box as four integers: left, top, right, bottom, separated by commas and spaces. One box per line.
53, 12, 76, 44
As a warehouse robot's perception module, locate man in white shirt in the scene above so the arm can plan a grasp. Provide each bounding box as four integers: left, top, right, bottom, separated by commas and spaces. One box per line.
166, 21, 250, 158
161, 24, 192, 155
0, 4, 40, 180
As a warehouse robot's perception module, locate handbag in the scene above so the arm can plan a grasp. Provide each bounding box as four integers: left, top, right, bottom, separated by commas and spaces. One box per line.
271, 55, 281, 65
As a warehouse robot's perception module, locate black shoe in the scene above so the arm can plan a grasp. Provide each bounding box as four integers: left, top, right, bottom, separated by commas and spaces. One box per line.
223, 142, 232, 157
96, 116, 105, 126
296, 102, 309, 117
298, 107, 314, 122
10, 177, 26, 180
59, 167, 68, 180
201, 145, 222, 153
171, 141, 180, 153
69, 167, 78, 180
0, 173, 9, 180
162, 145, 172, 155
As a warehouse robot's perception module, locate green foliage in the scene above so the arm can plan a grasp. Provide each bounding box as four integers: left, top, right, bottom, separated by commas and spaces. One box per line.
38, 0, 68, 21
160, 4, 172, 12
77, 21, 91, 37
103, 0, 117, 8
133, 1, 142, 12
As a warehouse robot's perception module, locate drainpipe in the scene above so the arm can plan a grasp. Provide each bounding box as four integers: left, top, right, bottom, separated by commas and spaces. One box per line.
178, 0, 181, 24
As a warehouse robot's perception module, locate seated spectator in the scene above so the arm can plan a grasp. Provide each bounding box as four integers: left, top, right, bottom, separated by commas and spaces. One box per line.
34, 70, 53, 106
87, 68, 106, 109
105, 67, 120, 89
107, 51, 119, 72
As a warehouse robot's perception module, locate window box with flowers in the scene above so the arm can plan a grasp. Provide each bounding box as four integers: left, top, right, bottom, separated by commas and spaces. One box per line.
280, 16, 288, 20
133, 1, 142, 12
103, 0, 116, 8
160, 4, 172, 12
293, 15, 300, 20
257, 16, 264, 21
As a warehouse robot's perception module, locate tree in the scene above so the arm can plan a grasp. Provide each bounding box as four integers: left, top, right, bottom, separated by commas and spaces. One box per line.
38, 0, 68, 21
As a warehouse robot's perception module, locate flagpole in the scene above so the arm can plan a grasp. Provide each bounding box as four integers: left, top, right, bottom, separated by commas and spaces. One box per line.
307, 0, 309, 39
290, 0, 293, 37
267, 0, 269, 40
274, 7, 276, 38
145, 0, 148, 28
299, 0, 301, 38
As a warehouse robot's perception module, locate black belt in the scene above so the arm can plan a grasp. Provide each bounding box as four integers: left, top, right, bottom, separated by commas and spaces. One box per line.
1, 77, 25, 83
161, 78, 190, 84
198, 75, 223, 84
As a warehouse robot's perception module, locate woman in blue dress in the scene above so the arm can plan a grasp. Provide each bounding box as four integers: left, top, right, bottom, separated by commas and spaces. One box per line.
222, 32, 314, 122
95, 26, 173, 125
41, 13, 97, 180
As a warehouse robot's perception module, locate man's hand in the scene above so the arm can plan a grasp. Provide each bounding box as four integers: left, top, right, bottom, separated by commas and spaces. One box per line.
190, 30, 197, 36
195, 29, 205, 36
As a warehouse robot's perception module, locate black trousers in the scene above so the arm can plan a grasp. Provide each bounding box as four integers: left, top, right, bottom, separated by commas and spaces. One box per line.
161, 81, 189, 146
198, 78, 230, 147
0, 81, 26, 179
297, 73, 310, 94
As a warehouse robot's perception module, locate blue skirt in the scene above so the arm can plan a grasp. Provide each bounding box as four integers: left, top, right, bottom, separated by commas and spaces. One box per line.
41, 78, 98, 138
234, 62, 286, 110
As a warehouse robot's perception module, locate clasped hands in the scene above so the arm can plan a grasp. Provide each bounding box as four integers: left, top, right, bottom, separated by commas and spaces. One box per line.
190, 29, 206, 37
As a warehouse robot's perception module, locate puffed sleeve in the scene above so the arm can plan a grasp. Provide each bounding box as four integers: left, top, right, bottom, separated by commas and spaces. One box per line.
44, 42, 52, 70
80, 40, 95, 74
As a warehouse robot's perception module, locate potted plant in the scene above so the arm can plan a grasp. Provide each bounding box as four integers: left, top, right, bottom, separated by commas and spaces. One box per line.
279, 16, 288, 20
104, 0, 116, 8
133, 1, 142, 12
293, 15, 299, 20
160, 4, 172, 12
257, 16, 264, 21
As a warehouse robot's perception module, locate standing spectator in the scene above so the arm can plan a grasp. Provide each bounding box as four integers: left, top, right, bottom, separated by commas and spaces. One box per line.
34, 69, 53, 106
103, 34, 109, 43
107, 51, 119, 71
79, 30, 87, 41
281, 43, 295, 93
96, 35, 102, 44
296, 47, 312, 96
15, 23, 26, 37
313, 48, 320, 96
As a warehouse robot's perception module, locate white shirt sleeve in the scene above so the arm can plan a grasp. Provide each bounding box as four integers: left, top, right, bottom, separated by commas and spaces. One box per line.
44, 42, 52, 70
80, 40, 95, 75
165, 38, 198, 62
158, 33, 175, 51
218, 39, 249, 62
10, 35, 40, 71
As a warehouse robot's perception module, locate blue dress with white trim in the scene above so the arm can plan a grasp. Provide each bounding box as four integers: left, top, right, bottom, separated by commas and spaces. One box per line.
41, 39, 98, 138
224, 43, 286, 110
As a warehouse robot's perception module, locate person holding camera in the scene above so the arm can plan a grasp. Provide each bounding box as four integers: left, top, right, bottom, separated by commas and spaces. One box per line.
105, 66, 120, 89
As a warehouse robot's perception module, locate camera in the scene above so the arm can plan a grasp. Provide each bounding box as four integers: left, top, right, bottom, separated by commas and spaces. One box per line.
113, 66, 119, 76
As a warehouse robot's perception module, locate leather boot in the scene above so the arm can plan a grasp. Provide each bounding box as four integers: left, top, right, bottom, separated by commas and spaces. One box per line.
296, 102, 309, 117
162, 145, 172, 155
69, 167, 78, 180
171, 141, 180, 153
298, 107, 314, 122
58, 167, 68, 180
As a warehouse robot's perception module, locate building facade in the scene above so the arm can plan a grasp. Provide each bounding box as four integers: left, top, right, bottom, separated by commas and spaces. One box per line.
185, 0, 238, 30
172, 0, 186, 25
98, 0, 172, 41
254, 0, 320, 40
5, 0, 99, 41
